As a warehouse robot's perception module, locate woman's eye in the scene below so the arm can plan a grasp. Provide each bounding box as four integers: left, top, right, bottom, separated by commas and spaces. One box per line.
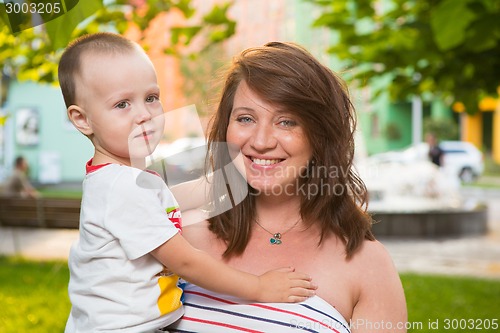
237, 116, 253, 123
115, 101, 129, 109
279, 119, 296, 127
146, 95, 158, 103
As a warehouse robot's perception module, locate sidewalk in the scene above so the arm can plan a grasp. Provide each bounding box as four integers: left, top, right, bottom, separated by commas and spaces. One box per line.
382, 234, 500, 279
1, 187, 500, 279
1, 227, 500, 280
0, 227, 78, 260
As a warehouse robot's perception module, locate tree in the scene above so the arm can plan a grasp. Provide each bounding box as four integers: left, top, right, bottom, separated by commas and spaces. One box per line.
0, 0, 235, 84
310, 0, 500, 114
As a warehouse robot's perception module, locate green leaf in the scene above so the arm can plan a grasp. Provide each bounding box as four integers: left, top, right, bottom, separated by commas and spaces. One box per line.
430, 0, 476, 50
45, 0, 104, 49
0, 3, 10, 26
312, 12, 337, 27
464, 14, 500, 52
170, 26, 202, 45
173, 0, 196, 18
203, 2, 232, 24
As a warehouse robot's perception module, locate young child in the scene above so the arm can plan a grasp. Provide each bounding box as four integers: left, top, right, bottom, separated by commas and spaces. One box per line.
58, 33, 316, 333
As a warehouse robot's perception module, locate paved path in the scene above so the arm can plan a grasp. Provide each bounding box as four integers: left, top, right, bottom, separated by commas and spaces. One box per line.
1, 187, 500, 279
0, 227, 78, 260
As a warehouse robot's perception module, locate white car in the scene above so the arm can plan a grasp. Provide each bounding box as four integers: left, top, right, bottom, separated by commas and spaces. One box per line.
368, 141, 484, 183
440, 141, 484, 182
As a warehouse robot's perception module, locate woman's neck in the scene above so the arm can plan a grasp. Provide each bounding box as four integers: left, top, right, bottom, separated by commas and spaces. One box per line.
254, 194, 302, 223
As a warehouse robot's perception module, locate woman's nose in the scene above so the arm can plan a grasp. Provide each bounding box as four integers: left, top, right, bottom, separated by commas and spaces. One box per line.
250, 123, 277, 151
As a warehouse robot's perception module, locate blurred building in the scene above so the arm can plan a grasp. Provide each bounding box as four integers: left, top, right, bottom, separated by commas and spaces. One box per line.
0, 80, 92, 184
456, 95, 500, 164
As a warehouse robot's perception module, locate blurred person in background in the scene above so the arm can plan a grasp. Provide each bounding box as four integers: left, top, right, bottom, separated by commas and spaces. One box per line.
426, 132, 444, 167
3, 156, 40, 198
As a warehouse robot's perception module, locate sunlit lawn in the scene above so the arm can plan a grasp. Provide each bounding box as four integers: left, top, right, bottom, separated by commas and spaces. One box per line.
0, 257, 70, 332
38, 189, 82, 199
1, 257, 499, 332
402, 273, 500, 332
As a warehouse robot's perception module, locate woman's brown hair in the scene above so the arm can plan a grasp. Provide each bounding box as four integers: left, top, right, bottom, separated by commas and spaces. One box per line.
207, 42, 374, 259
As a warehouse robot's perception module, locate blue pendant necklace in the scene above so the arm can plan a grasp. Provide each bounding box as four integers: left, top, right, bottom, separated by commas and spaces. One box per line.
254, 218, 301, 245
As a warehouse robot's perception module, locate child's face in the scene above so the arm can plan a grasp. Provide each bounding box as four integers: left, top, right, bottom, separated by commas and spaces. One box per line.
76, 49, 165, 165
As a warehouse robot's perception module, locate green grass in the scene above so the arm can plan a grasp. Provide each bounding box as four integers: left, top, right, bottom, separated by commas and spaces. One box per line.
462, 154, 500, 189
0, 256, 70, 333
401, 273, 500, 332
38, 189, 82, 199
1, 257, 499, 332
463, 181, 500, 189
484, 155, 500, 177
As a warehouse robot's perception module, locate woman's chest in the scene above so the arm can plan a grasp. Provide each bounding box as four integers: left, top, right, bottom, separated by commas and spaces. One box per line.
226, 240, 358, 321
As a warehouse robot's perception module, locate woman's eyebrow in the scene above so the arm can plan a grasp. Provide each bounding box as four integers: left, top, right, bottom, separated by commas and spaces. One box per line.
274, 109, 294, 116
231, 106, 255, 113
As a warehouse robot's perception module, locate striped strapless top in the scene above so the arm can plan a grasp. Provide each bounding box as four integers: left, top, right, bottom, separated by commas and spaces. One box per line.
167, 283, 351, 333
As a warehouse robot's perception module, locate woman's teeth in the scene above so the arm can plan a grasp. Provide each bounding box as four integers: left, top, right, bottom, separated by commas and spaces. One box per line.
252, 158, 281, 166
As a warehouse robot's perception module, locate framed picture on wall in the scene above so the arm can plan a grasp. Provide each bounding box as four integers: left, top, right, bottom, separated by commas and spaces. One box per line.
16, 107, 40, 146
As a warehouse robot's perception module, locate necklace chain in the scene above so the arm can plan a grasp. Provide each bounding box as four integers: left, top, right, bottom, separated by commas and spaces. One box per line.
254, 218, 301, 245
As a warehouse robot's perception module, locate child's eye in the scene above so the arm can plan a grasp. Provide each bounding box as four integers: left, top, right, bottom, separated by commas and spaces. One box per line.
146, 95, 159, 103
115, 101, 129, 109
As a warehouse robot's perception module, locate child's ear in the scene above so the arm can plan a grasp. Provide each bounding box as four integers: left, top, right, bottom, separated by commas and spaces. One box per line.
67, 105, 93, 136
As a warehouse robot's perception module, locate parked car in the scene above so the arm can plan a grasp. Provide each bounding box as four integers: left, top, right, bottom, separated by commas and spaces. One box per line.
368, 141, 484, 183
440, 141, 485, 182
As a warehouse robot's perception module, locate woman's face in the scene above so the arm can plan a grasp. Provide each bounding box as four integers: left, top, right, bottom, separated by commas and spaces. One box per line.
226, 81, 313, 196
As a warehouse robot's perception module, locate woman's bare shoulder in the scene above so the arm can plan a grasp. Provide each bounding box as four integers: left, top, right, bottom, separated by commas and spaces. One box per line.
346, 239, 401, 285
350, 239, 404, 301
352, 239, 395, 267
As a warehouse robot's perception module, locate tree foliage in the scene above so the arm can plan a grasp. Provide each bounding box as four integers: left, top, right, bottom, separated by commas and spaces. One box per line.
0, 0, 235, 84
423, 117, 459, 141
310, 0, 500, 114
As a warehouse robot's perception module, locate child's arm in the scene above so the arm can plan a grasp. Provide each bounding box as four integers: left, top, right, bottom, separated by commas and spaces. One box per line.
150, 233, 316, 303
170, 177, 210, 226
170, 176, 210, 211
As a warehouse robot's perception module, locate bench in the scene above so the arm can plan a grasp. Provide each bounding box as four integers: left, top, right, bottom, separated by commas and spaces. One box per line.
0, 196, 81, 229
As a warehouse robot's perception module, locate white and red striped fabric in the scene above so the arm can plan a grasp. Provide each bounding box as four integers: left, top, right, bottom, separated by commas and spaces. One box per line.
167, 283, 351, 333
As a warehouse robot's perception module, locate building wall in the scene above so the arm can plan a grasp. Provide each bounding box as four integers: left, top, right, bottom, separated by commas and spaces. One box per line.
221, 0, 335, 64
2, 81, 93, 183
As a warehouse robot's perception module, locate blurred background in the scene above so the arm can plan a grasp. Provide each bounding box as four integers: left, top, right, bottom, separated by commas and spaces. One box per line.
0, 0, 499, 189
1, 1, 500, 332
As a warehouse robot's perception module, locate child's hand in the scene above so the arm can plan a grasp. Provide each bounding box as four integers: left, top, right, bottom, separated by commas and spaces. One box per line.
255, 267, 317, 303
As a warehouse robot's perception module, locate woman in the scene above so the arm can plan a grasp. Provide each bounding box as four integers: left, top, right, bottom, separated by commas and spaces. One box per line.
169, 42, 407, 333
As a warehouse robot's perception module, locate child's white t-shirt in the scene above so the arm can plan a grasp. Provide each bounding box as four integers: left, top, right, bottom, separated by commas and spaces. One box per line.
65, 163, 184, 333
